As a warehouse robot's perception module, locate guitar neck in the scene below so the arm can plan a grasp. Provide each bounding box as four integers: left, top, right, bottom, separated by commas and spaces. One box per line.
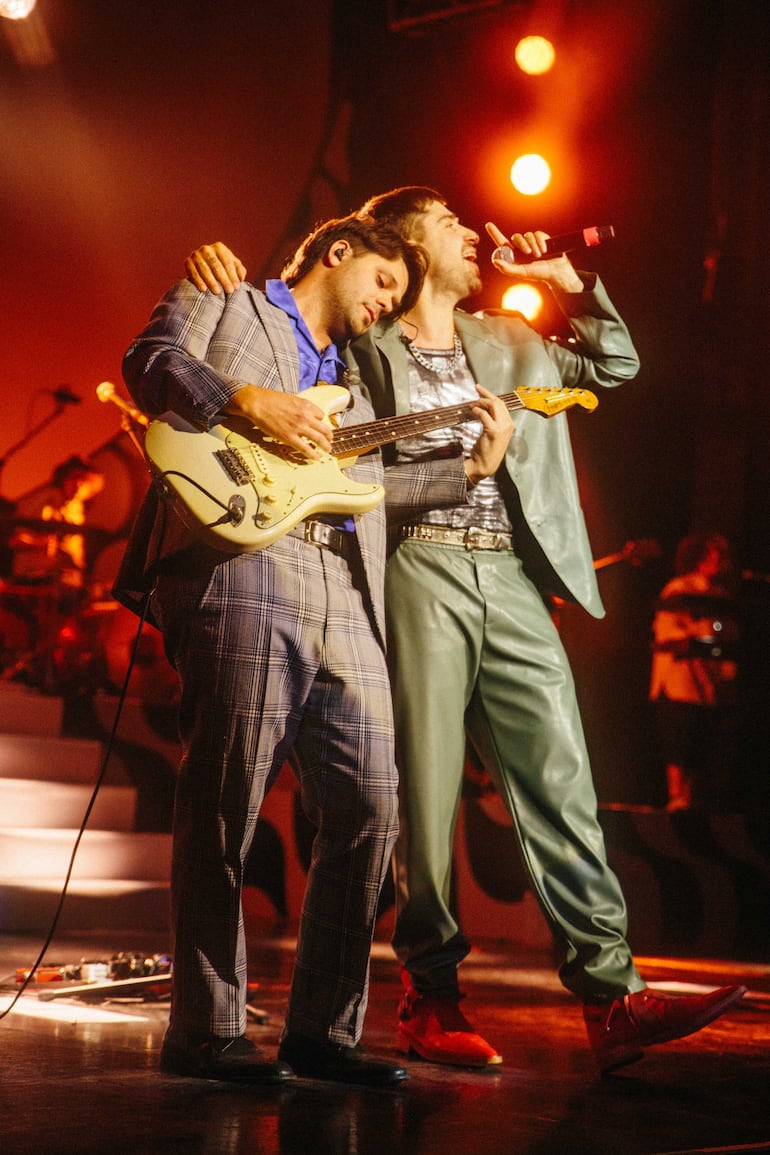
330, 393, 524, 458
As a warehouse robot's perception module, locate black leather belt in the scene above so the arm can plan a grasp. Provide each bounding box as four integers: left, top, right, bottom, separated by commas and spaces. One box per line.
288, 519, 354, 556
399, 524, 514, 551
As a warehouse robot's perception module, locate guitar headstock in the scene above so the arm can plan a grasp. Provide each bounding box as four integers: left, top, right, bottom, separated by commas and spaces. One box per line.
515, 386, 599, 416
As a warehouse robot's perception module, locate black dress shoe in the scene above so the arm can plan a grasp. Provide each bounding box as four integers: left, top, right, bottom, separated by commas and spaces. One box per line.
160, 1032, 295, 1083
278, 1033, 408, 1086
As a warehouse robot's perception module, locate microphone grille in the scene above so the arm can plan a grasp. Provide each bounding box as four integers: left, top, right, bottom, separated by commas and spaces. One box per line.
491, 245, 514, 265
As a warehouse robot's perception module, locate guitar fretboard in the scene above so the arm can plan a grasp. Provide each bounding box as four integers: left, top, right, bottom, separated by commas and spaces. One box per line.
330, 392, 524, 458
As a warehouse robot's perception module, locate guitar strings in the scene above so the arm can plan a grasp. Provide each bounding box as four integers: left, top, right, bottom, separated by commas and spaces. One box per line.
331, 392, 527, 455
331, 387, 593, 456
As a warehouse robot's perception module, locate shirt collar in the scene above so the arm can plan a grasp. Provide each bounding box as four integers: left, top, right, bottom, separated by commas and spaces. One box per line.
266, 279, 346, 389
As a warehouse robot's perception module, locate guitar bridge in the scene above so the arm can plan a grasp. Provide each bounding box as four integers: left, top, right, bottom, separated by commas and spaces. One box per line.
215, 446, 254, 486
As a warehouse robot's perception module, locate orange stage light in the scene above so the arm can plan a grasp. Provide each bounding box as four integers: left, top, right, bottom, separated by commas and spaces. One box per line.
501, 284, 544, 322
510, 153, 551, 196
0, 0, 36, 17
514, 36, 556, 76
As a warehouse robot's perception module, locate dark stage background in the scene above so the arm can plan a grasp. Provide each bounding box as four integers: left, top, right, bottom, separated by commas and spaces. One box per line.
1, 0, 768, 807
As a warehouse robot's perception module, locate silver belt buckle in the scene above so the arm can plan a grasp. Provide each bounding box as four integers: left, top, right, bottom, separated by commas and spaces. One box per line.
464, 527, 509, 551
464, 527, 486, 551
304, 520, 329, 547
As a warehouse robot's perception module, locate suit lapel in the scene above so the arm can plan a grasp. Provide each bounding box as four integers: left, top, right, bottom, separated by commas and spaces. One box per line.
250, 289, 301, 394
371, 313, 512, 407
370, 322, 412, 415
454, 312, 510, 395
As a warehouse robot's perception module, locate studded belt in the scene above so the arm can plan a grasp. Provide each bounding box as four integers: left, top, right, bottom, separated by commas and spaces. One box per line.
399, 524, 514, 551
287, 519, 354, 556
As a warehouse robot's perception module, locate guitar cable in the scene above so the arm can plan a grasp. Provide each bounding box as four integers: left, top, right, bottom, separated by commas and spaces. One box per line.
152, 467, 255, 528
0, 532, 166, 1021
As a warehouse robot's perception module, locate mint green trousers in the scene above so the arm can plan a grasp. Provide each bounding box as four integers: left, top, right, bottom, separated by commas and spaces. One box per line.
385, 540, 644, 1001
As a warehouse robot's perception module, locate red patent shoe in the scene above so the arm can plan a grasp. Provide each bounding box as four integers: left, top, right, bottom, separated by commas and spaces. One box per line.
584, 984, 746, 1074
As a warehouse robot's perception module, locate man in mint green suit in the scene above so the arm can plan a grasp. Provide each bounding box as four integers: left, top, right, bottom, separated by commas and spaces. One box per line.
345, 188, 743, 1074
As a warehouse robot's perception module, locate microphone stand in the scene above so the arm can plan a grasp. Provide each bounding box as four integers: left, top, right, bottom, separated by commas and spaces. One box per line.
116, 410, 148, 464
0, 398, 74, 502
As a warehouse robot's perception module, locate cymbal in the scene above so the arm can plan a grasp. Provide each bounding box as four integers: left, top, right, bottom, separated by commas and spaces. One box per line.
654, 592, 738, 615
1, 580, 62, 598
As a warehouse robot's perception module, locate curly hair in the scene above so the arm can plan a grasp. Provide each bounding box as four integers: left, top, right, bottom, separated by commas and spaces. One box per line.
281, 212, 427, 316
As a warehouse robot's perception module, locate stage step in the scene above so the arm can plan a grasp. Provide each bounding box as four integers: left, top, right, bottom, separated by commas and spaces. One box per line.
0, 732, 108, 784
0, 777, 136, 831
0, 684, 64, 737
0, 828, 172, 881
0, 688, 173, 932
0, 878, 170, 932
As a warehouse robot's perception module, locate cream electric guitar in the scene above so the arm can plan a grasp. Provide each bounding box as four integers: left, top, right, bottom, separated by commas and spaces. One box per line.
143, 383, 598, 552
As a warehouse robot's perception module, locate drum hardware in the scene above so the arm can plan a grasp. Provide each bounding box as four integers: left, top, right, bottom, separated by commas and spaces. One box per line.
651, 636, 740, 661
0, 393, 152, 695
0, 577, 77, 690
6, 517, 109, 539
0, 563, 177, 701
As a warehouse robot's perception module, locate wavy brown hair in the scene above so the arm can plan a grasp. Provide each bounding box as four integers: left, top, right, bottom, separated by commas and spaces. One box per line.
282, 212, 427, 317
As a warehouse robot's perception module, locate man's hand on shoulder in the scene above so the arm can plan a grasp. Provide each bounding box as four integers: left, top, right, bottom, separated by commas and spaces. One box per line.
186, 242, 247, 295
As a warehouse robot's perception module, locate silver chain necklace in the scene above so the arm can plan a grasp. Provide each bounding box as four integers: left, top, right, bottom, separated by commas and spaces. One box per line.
402, 331, 463, 374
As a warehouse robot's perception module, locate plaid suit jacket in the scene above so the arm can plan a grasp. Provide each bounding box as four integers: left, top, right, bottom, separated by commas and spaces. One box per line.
114, 280, 388, 645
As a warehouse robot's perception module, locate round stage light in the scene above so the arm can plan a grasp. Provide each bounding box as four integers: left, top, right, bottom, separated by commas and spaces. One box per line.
502, 283, 543, 321
515, 36, 556, 76
0, 0, 36, 18
510, 154, 552, 196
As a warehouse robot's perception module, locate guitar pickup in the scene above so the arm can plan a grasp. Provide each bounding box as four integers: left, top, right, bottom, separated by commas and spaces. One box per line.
215, 446, 254, 486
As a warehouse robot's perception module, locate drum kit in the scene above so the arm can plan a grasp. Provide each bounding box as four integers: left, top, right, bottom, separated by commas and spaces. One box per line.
0, 389, 178, 704
0, 510, 177, 703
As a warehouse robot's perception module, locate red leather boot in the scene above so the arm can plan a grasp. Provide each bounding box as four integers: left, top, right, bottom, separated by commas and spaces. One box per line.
397, 968, 502, 1068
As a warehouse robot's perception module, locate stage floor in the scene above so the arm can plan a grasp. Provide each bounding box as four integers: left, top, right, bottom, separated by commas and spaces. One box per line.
1, 924, 768, 1155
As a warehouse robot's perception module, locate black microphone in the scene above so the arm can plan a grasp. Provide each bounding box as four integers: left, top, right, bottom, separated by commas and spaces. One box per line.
492, 225, 615, 265
51, 385, 82, 405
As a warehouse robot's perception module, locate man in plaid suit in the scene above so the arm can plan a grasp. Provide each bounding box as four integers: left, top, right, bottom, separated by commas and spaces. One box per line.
115, 212, 469, 1085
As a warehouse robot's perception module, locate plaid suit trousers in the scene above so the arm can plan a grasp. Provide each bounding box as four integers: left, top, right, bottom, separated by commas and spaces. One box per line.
152, 533, 398, 1044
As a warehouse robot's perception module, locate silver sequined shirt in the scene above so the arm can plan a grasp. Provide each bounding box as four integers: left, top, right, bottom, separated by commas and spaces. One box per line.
396, 341, 513, 532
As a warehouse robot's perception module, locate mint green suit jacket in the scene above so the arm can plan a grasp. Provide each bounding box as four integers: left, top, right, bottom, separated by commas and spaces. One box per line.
347, 275, 640, 619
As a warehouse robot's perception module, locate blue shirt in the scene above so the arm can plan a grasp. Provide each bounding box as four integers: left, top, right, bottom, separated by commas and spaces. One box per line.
265, 279, 354, 533
266, 279, 346, 391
